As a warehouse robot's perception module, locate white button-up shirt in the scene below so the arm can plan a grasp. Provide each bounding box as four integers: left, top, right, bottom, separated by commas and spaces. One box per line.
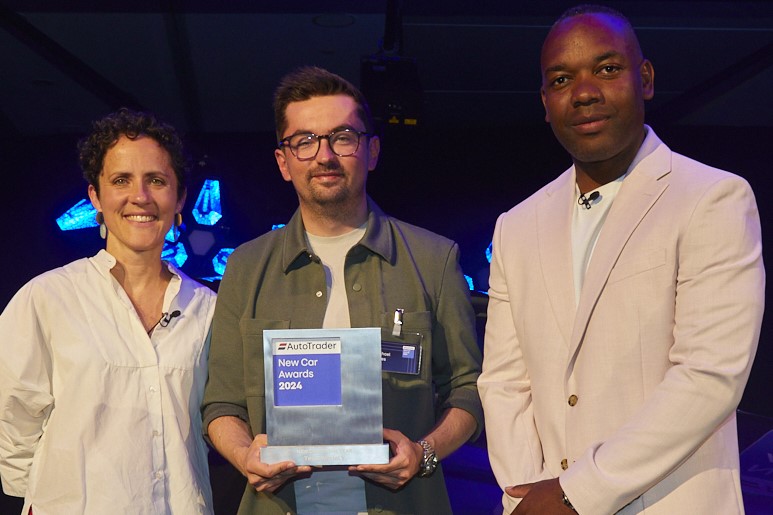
0, 250, 216, 514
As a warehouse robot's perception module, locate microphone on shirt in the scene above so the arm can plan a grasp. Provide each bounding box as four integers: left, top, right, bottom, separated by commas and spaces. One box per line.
578, 191, 600, 210
159, 310, 181, 328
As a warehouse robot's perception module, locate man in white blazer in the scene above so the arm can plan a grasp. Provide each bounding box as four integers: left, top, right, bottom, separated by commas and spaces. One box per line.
478, 4, 765, 514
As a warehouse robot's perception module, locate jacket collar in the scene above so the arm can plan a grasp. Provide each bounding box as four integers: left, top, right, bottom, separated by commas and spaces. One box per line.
90, 249, 182, 283
280, 196, 394, 272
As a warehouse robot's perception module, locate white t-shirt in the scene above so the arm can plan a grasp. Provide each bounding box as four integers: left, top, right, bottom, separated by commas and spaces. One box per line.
294, 224, 369, 514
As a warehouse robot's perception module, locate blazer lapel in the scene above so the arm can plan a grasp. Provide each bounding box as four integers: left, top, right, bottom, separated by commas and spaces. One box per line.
569, 145, 672, 359
537, 169, 577, 347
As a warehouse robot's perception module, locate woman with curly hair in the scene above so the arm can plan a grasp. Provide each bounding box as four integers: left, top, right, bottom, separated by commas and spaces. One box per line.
0, 109, 216, 514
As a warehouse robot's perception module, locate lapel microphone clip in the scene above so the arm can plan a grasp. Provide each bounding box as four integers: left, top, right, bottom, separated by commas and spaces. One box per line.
147, 310, 182, 335
578, 191, 600, 209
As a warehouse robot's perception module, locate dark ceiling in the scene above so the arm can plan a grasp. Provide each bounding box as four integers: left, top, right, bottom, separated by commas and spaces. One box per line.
1, 0, 772, 138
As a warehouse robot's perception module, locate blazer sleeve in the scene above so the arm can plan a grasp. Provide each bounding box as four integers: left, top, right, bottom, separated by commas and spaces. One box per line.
478, 212, 553, 513
561, 174, 765, 513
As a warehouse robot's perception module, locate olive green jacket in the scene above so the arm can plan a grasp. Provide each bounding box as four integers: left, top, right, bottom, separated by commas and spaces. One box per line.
202, 198, 483, 514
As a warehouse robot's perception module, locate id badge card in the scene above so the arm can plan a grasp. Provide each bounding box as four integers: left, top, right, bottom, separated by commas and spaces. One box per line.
380, 330, 423, 375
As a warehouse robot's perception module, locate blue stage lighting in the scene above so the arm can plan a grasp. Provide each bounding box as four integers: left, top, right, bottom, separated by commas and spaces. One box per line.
162, 241, 188, 268
464, 274, 474, 290
192, 179, 223, 226
56, 199, 98, 231
272, 224, 286, 231
485, 242, 493, 263
212, 247, 235, 277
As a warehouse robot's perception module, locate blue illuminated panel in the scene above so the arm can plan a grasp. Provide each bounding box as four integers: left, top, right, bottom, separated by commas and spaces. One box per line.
464, 274, 474, 291
271, 224, 286, 231
162, 241, 188, 268
485, 241, 493, 264
192, 179, 223, 226
56, 199, 98, 231
212, 248, 235, 277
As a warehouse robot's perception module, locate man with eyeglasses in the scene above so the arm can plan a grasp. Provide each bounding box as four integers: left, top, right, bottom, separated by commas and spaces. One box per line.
202, 66, 483, 514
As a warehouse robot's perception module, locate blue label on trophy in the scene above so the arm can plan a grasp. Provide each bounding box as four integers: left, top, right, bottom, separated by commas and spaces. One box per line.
272, 338, 342, 406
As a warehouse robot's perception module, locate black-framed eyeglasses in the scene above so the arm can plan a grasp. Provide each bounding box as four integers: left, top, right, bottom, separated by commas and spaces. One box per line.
278, 129, 370, 161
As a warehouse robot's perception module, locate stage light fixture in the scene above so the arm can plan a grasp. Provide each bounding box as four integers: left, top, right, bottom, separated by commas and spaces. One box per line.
192, 179, 223, 226
212, 248, 235, 278
56, 199, 98, 231
360, 55, 422, 128
162, 241, 188, 268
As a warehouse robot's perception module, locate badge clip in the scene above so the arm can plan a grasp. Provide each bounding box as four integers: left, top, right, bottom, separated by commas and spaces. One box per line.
391, 308, 404, 337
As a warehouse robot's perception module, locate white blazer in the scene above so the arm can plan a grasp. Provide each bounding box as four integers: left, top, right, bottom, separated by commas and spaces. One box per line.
479, 129, 764, 514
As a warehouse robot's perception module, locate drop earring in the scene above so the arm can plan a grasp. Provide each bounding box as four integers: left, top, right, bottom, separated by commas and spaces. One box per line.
95, 211, 107, 239
173, 213, 183, 243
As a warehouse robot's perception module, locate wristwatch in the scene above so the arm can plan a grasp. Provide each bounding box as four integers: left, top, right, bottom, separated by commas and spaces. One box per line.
561, 490, 578, 512
416, 439, 438, 477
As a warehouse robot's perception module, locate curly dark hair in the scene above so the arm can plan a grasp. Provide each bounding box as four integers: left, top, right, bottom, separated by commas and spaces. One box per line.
273, 66, 375, 142
78, 108, 187, 198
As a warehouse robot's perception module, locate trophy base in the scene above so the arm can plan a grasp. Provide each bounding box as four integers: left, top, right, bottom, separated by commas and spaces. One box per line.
261, 443, 390, 466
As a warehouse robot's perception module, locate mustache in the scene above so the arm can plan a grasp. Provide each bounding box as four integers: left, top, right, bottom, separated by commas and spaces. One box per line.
309, 163, 343, 175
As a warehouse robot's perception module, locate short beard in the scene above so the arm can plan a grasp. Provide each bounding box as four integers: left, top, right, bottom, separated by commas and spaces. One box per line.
302, 164, 357, 219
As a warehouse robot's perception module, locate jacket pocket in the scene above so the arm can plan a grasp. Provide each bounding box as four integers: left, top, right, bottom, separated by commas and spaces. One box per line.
607, 248, 667, 284
240, 318, 290, 398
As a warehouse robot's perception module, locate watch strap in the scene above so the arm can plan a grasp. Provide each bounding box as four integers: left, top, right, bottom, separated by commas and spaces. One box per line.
416, 439, 438, 477
561, 490, 578, 512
